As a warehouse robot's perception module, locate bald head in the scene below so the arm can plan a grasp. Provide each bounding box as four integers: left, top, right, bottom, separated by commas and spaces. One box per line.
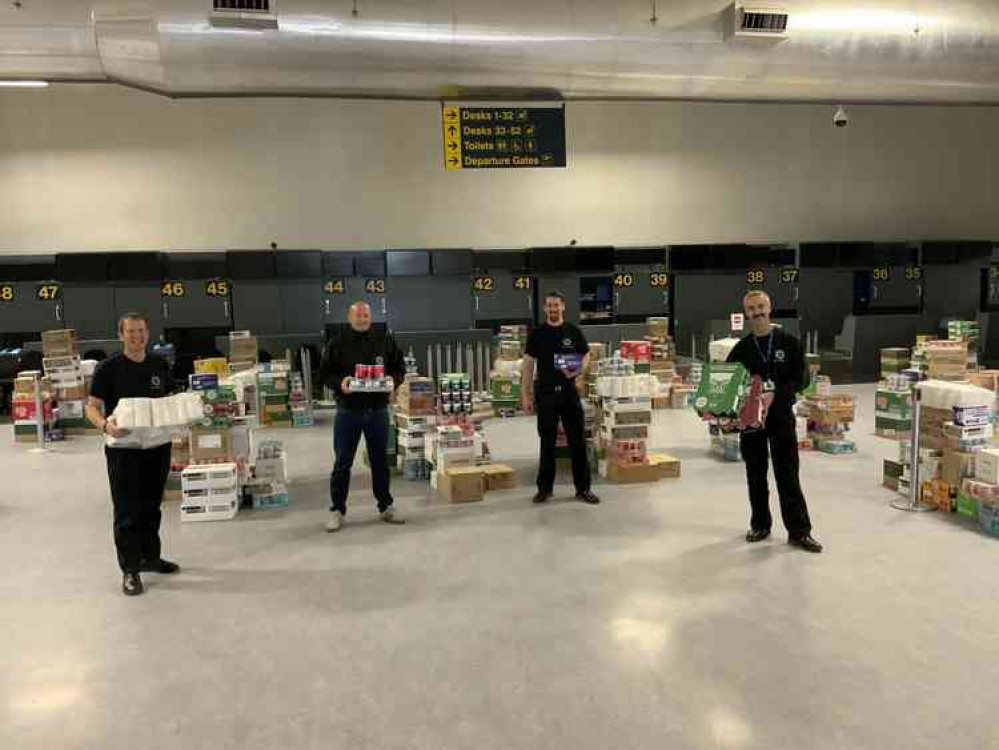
348, 301, 373, 332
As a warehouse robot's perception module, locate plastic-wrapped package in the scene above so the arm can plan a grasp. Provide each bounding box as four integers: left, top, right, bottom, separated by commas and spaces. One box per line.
737, 376, 775, 430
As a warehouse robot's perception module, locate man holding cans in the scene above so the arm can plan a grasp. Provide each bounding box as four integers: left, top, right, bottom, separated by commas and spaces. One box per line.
521, 291, 600, 505
319, 302, 407, 532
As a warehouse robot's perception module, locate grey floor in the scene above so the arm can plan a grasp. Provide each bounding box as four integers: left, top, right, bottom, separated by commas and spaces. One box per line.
1, 383, 997, 750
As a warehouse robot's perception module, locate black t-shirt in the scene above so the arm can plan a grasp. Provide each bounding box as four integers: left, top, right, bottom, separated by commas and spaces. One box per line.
90, 352, 174, 417
525, 322, 589, 390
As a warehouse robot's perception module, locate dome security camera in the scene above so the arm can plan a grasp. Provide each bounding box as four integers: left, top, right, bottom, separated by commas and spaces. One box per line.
833, 106, 849, 128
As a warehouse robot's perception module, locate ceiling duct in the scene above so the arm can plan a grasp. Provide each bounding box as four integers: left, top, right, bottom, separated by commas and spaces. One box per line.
210, 0, 278, 30
724, 3, 789, 41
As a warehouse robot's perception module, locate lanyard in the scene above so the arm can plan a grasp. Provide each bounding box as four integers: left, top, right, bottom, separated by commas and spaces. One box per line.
753, 332, 774, 364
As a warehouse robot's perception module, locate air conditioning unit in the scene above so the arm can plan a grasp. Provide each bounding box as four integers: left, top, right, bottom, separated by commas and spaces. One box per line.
723, 3, 789, 41
210, 0, 278, 30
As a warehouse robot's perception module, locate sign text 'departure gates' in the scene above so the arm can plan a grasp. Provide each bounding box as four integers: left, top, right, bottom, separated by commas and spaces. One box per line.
442, 105, 566, 171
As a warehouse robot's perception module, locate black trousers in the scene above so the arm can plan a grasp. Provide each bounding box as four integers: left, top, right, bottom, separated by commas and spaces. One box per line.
105, 444, 172, 574
739, 415, 812, 536
535, 385, 591, 494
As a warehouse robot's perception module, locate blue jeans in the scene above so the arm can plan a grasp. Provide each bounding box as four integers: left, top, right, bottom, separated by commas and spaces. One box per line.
329, 407, 393, 515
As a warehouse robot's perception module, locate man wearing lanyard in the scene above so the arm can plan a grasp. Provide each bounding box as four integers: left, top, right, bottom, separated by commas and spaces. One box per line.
727, 291, 823, 553
521, 291, 600, 505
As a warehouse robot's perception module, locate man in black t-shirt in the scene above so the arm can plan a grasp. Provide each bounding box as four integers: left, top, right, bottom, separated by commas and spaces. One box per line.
521, 291, 600, 505
726, 290, 823, 553
86, 312, 180, 596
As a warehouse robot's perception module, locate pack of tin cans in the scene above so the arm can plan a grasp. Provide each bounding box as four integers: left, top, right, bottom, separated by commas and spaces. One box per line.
355, 363, 386, 379
438, 373, 473, 414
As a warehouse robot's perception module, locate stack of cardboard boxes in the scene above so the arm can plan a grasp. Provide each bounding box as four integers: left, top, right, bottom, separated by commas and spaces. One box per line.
289, 372, 313, 427
41, 329, 93, 436
258, 362, 292, 427
11, 371, 55, 444
246, 439, 289, 509
925, 340, 969, 381
490, 336, 523, 417
489, 325, 528, 416
885, 381, 996, 525
426, 371, 515, 503
227, 331, 259, 373
801, 393, 856, 454
181, 413, 270, 517
594, 356, 680, 483
874, 383, 913, 439
395, 377, 436, 478
180, 462, 240, 522
430, 419, 515, 503
880, 347, 911, 380
959, 446, 999, 535
948, 320, 980, 369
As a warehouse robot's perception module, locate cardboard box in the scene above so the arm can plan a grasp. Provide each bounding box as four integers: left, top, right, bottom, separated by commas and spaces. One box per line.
41, 330, 78, 358
968, 370, 999, 392
648, 453, 681, 479
438, 467, 485, 503
975, 448, 999, 484
942, 452, 976, 488
395, 378, 436, 415
605, 461, 664, 484
956, 491, 978, 520
883, 459, 905, 480
483, 464, 517, 491
194, 358, 229, 377
189, 426, 232, 463
56, 383, 89, 401
490, 377, 521, 401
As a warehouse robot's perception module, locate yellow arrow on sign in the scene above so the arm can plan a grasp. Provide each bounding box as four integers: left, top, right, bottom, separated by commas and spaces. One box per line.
442, 107, 463, 170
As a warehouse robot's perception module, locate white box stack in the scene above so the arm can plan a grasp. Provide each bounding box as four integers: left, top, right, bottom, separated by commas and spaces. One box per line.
599, 396, 654, 479
180, 463, 239, 522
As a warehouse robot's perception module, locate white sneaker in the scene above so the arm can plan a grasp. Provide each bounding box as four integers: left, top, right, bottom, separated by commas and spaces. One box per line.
380, 507, 405, 525
326, 510, 343, 533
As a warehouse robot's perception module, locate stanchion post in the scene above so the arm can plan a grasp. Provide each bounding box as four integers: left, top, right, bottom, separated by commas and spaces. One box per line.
892, 384, 935, 512
29, 374, 48, 454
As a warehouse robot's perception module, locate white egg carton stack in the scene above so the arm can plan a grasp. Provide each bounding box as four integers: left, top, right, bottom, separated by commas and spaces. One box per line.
180, 462, 239, 522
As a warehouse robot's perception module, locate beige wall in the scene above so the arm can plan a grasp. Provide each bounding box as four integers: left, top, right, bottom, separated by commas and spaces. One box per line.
1, 84, 997, 253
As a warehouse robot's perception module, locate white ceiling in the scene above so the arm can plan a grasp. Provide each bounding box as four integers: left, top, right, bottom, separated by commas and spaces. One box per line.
3, 0, 999, 102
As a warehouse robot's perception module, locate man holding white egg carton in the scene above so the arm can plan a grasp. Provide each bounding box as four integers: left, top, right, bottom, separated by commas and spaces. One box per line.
86, 312, 201, 596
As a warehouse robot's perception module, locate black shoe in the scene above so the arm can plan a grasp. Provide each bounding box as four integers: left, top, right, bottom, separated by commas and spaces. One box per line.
788, 534, 824, 553
122, 572, 144, 596
533, 490, 552, 504
746, 528, 771, 543
141, 558, 180, 574
576, 491, 600, 505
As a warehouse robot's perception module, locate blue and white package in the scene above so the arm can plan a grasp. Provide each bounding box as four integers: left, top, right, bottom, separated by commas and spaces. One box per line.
554, 353, 584, 376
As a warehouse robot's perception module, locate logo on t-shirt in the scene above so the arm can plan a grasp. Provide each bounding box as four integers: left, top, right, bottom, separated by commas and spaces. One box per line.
150, 375, 162, 391
775, 350, 786, 363
563, 338, 573, 349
